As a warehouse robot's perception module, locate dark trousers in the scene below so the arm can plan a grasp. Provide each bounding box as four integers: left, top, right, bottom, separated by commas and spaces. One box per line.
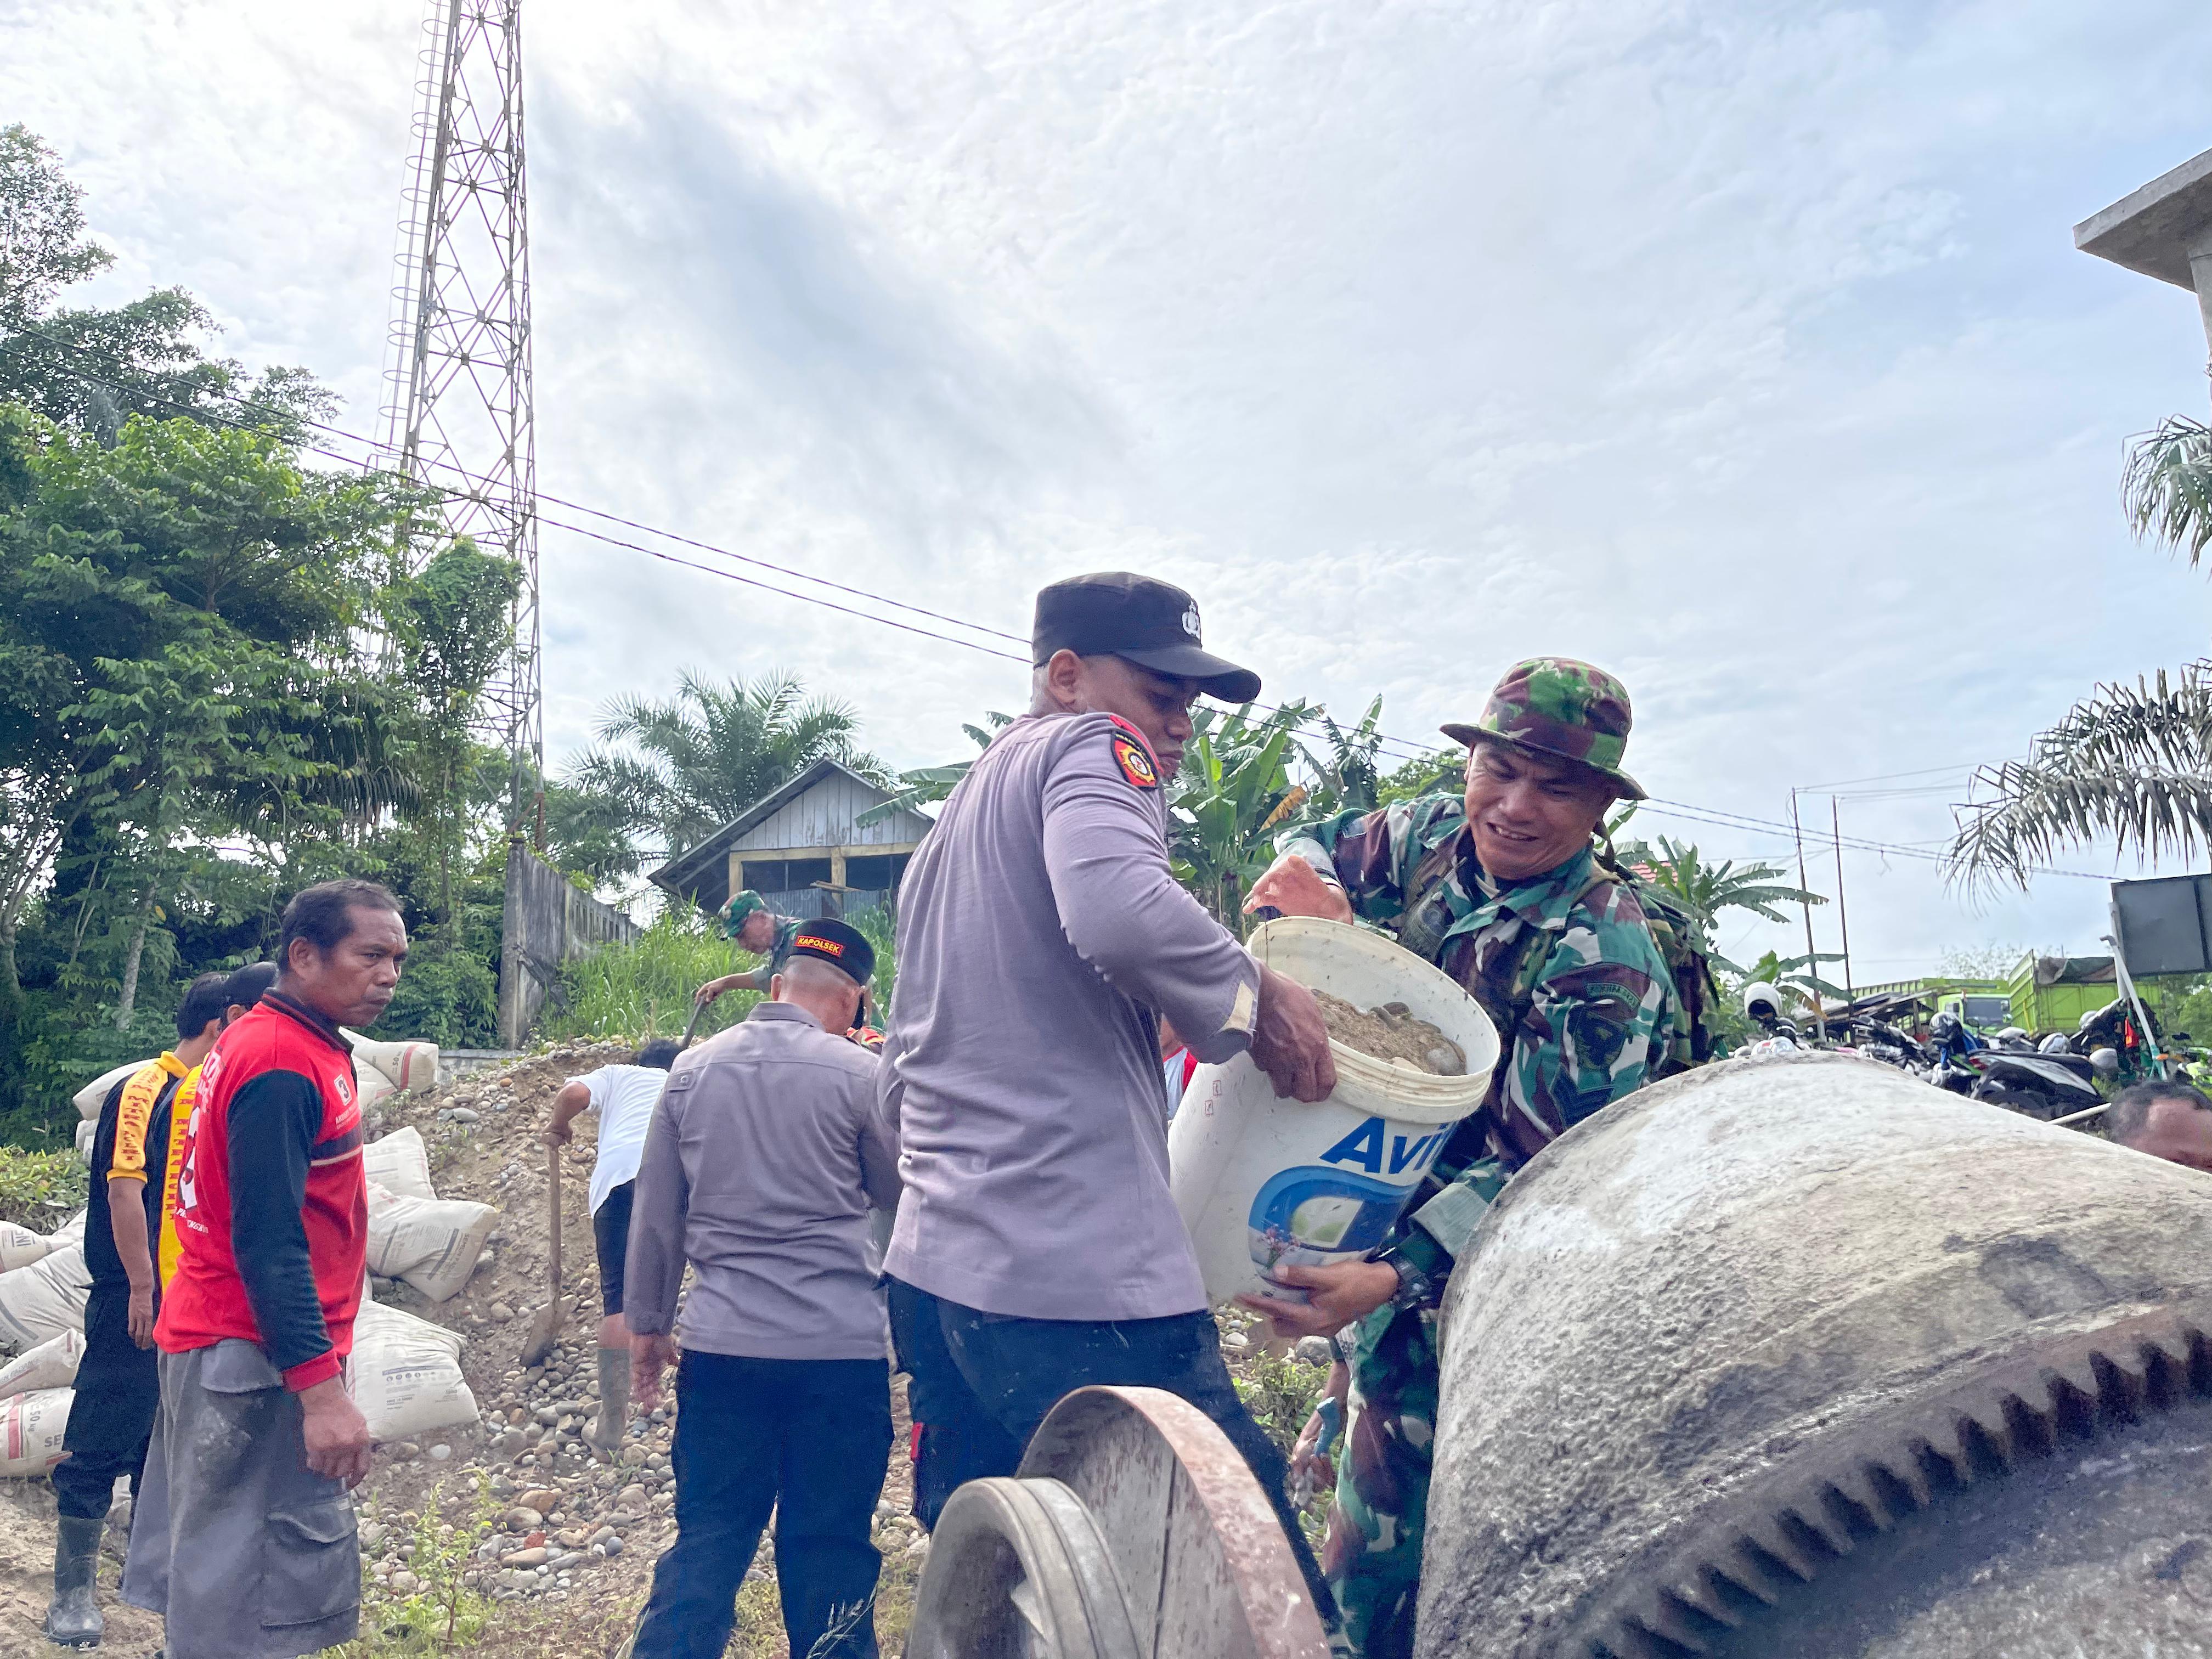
631, 1350, 891, 1659
886, 1278, 1335, 1621
592, 1180, 635, 1316
53, 1279, 159, 1521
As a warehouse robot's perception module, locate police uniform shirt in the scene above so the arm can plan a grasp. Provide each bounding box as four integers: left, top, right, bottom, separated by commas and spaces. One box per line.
624, 1002, 899, 1359
879, 710, 1261, 1323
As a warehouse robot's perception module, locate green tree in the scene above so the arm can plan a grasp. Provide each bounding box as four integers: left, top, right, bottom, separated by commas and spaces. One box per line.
384, 539, 521, 924
1953, 416, 2212, 885
0, 125, 328, 437
2, 414, 421, 1028
1614, 834, 1824, 975
564, 670, 890, 864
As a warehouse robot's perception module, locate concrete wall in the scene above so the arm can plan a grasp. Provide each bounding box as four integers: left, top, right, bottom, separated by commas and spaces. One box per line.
499, 843, 639, 1046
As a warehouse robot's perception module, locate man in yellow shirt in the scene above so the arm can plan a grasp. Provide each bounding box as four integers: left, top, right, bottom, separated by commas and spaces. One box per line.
152, 963, 278, 1289
45, 973, 230, 1647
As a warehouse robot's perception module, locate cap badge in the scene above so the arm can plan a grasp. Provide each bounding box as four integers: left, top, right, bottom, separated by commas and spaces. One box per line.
795, 932, 846, 957
1111, 733, 1160, 791
1182, 604, 1201, 639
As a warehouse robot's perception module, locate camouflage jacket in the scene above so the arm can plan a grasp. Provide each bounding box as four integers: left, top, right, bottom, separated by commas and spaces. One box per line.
1279, 792, 1674, 1274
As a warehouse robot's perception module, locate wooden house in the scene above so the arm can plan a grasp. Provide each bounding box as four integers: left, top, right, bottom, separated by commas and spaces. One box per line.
649, 758, 932, 921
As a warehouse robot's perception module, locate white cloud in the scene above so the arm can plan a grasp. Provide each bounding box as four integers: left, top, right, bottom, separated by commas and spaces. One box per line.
10, 0, 2212, 976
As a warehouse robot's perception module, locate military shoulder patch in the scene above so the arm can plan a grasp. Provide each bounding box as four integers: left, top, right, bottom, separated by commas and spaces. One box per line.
1110, 732, 1159, 791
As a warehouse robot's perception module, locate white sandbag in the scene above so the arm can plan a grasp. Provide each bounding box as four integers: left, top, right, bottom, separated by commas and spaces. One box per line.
364, 1127, 435, 1201
0, 1329, 83, 1396
74, 1119, 94, 1166
49, 1211, 85, 1249
356, 1067, 397, 1125
72, 1059, 150, 1122
350, 1298, 478, 1442
0, 1387, 74, 1477
365, 1183, 496, 1304
342, 1032, 442, 1094
0, 1245, 90, 1352
0, 1223, 50, 1273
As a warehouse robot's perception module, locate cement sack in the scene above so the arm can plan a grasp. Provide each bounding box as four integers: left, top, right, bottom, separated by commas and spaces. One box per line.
74, 1118, 94, 1166
0, 1329, 83, 1396
0, 1387, 74, 1477
342, 1032, 442, 1094
0, 1245, 90, 1352
356, 1067, 397, 1128
72, 1058, 149, 1122
365, 1183, 496, 1303
0, 1223, 50, 1273
364, 1126, 436, 1200
351, 1297, 477, 1442
48, 1211, 86, 1249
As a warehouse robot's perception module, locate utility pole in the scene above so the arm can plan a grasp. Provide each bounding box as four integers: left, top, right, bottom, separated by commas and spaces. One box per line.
1831, 797, 1854, 997
1790, 790, 1826, 1041
379, 0, 541, 847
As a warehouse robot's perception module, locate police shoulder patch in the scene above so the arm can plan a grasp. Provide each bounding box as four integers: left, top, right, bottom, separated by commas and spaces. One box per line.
1110, 732, 1159, 791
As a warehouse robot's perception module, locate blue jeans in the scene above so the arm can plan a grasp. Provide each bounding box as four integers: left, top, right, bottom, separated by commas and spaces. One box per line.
630, 1350, 891, 1659
885, 1278, 1334, 1620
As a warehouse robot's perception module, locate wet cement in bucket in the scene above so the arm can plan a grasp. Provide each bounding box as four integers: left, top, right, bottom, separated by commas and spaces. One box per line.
1313, 990, 1466, 1076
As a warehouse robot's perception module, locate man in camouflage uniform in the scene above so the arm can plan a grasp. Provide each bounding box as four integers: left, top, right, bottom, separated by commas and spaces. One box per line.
1240, 658, 1675, 1659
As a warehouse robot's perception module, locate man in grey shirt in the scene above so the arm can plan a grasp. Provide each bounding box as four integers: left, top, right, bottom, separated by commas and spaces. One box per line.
879, 571, 1339, 1616
623, 917, 897, 1659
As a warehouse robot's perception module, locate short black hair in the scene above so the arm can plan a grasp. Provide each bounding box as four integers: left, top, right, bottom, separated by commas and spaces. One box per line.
223, 961, 279, 1012
176, 972, 231, 1040
635, 1040, 681, 1070
278, 879, 402, 970
2106, 1080, 2212, 1145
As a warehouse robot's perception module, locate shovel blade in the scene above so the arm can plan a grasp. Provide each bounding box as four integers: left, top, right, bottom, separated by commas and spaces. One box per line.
517, 1295, 574, 1368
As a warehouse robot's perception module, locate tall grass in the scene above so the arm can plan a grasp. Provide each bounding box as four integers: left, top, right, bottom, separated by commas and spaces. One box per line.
538, 906, 897, 1044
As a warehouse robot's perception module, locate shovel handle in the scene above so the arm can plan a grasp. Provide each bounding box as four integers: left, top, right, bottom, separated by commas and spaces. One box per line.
547, 1142, 562, 1294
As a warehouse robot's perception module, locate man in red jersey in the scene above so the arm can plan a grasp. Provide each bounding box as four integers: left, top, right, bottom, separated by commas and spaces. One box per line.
121, 879, 405, 1659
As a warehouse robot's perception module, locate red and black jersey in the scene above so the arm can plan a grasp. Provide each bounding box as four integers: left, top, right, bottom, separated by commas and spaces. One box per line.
155, 992, 368, 1391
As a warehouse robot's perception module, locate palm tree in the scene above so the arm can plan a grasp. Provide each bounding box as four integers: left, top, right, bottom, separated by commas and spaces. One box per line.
563, 670, 891, 861
1615, 834, 1824, 974
1950, 416, 2212, 887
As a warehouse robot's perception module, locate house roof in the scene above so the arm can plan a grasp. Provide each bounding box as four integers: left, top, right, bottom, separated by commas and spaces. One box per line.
648, 759, 924, 905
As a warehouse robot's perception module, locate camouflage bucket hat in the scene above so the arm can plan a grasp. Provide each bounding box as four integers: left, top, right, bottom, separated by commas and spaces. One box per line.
719, 889, 769, 939
1441, 657, 1645, 800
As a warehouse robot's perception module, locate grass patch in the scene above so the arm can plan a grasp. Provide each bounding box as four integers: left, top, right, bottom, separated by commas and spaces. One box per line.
538, 906, 898, 1043
0, 1144, 88, 1230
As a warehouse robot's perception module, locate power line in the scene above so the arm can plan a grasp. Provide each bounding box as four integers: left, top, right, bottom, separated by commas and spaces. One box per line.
0, 334, 2108, 883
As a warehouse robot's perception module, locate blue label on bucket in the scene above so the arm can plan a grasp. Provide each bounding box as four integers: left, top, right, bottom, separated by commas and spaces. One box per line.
1245, 1162, 1427, 1299
1315, 1116, 1451, 1178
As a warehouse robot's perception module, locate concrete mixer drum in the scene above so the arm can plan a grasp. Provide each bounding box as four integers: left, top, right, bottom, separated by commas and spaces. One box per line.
1415, 1049, 2212, 1659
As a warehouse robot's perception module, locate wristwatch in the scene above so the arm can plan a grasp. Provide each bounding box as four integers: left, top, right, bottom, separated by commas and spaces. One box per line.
1378, 1249, 1438, 1313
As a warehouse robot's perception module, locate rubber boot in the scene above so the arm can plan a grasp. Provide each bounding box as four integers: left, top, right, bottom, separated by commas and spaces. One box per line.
589, 1347, 630, 1452
43, 1514, 105, 1649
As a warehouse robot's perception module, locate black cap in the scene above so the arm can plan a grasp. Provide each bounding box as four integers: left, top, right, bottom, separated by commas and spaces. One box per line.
223, 961, 279, 1009
787, 918, 875, 988
1032, 572, 1262, 704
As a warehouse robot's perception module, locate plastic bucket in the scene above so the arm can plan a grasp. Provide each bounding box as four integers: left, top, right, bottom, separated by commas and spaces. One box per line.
1169, 917, 1499, 1305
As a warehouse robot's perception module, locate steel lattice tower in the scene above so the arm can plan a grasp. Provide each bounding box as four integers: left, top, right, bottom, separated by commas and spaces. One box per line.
380, 0, 540, 834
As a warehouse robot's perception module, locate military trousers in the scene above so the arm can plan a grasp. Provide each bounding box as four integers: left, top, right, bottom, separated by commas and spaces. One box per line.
1324, 1301, 1439, 1659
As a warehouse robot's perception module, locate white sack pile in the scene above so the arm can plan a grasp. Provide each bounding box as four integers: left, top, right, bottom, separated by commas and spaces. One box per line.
0, 1222, 52, 1272
0, 1209, 91, 1354
363, 1128, 496, 1304
352, 1296, 478, 1442
0, 1388, 74, 1479
0, 1328, 83, 1396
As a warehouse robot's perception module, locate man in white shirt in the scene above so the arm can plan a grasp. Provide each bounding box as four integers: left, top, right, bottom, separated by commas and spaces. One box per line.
546, 1037, 679, 1448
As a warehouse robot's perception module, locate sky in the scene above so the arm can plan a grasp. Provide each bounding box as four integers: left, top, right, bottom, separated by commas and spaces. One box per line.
10, 0, 2212, 984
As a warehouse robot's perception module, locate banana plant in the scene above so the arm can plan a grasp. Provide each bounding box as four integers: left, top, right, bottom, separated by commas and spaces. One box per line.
1167, 702, 1313, 937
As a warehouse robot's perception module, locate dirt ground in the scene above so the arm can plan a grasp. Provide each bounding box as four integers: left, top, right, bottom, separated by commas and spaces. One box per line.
0, 1041, 1305, 1659
1314, 990, 1466, 1075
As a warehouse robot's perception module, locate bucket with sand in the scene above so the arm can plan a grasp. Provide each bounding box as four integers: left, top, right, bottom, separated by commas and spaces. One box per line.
1169, 917, 1498, 1304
